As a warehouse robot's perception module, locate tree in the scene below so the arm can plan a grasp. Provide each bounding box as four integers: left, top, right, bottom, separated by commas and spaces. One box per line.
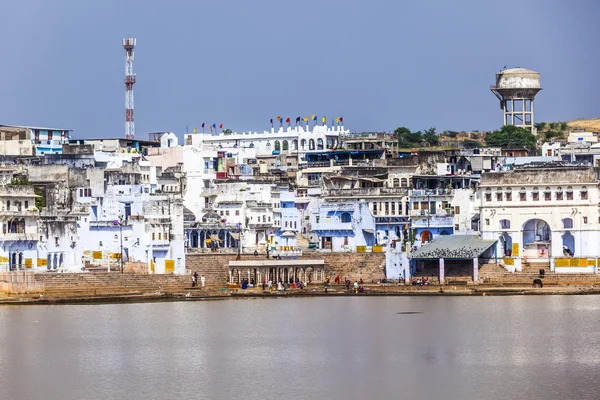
422, 127, 439, 147
222, 128, 233, 135
560, 121, 568, 130
461, 139, 480, 149
485, 125, 537, 148
394, 126, 422, 148
534, 122, 547, 131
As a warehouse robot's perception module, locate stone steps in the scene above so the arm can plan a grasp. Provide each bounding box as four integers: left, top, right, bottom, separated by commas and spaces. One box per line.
35, 273, 191, 294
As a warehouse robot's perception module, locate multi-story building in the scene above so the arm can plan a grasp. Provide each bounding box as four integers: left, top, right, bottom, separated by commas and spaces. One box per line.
480, 164, 600, 273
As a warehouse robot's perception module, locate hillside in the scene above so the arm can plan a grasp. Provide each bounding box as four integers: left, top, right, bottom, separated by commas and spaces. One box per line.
567, 118, 600, 132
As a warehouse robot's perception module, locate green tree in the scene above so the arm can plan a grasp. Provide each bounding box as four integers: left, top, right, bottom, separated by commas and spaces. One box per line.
560, 121, 568, 130
544, 130, 558, 141
422, 127, 439, 147
485, 125, 537, 148
394, 126, 422, 148
222, 128, 233, 135
461, 139, 480, 149
534, 122, 547, 131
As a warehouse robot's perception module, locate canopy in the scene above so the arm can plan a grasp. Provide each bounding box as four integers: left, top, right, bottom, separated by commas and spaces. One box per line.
228, 232, 240, 240
282, 231, 296, 237
210, 234, 222, 242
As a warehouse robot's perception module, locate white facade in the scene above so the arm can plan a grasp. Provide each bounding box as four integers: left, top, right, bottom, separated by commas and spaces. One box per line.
480, 166, 600, 273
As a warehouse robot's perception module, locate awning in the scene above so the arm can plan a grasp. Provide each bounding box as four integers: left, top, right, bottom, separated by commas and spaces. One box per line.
282, 231, 296, 237
228, 232, 240, 240
362, 229, 375, 234
210, 234, 221, 242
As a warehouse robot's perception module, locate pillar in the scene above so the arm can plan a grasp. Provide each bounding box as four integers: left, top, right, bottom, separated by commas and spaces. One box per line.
402, 253, 411, 285
439, 258, 445, 285
473, 257, 479, 282
229, 270, 232, 284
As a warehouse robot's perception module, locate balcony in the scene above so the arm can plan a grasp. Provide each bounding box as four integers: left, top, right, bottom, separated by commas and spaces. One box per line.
248, 222, 274, 228
1, 233, 37, 241
409, 189, 454, 197
311, 221, 355, 231
325, 187, 407, 197
246, 200, 272, 208
410, 216, 454, 228
410, 209, 455, 217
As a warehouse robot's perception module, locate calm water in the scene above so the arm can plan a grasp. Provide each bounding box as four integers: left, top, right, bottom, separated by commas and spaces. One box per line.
1, 296, 600, 400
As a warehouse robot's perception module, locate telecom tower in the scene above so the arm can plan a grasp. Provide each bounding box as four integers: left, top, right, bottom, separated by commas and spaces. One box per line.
491, 67, 542, 135
122, 38, 136, 139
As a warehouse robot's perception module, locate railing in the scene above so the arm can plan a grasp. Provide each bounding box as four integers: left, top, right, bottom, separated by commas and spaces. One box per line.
1, 233, 37, 241
409, 188, 454, 196
325, 187, 408, 197
246, 200, 272, 208
410, 216, 455, 227
311, 222, 355, 231
409, 209, 454, 217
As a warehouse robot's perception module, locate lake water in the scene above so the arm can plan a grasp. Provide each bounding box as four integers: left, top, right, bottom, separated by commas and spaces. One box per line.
2, 296, 600, 400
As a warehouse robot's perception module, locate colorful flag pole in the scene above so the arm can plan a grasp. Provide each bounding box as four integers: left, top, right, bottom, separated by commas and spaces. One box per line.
322, 116, 326, 126
270, 118, 273, 128
202, 122, 205, 133
286, 117, 291, 127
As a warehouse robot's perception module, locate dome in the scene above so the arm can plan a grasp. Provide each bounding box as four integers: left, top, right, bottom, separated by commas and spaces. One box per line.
201, 210, 221, 222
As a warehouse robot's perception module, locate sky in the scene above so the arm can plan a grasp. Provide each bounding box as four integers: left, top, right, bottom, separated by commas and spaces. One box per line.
1, 0, 598, 139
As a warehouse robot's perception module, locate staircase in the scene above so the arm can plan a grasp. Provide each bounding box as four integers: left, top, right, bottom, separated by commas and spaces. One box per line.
479, 263, 600, 286
35, 273, 191, 296
295, 235, 310, 249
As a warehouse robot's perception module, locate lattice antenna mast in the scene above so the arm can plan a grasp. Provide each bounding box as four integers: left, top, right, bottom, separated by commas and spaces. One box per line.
122, 38, 136, 139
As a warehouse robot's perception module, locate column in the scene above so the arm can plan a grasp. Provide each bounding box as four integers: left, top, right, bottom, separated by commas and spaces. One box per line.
439, 258, 445, 285
229, 270, 232, 284
473, 257, 479, 282
402, 253, 411, 285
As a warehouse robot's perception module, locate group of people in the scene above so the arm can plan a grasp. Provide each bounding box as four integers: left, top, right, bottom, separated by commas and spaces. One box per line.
325, 276, 365, 293
411, 277, 429, 286
191, 272, 205, 288
253, 250, 282, 260
239, 277, 307, 291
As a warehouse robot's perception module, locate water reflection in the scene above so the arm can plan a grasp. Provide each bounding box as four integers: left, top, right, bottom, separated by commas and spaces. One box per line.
1, 296, 600, 400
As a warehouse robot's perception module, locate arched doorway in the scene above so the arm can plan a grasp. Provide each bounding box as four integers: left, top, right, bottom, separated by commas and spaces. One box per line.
421, 230, 431, 244
439, 230, 450, 235
562, 232, 575, 256
190, 231, 198, 248
522, 219, 551, 258
500, 232, 513, 256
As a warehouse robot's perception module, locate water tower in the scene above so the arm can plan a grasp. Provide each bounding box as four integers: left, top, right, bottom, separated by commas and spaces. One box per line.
491, 67, 541, 134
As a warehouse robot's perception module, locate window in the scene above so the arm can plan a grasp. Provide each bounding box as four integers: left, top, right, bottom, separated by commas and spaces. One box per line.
340, 212, 352, 223
519, 188, 526, 201
393, 178, 399, 187
220, 211, 224, 216
55, 237, 59, 246
391, 202, 396, 215
158, 233, 162, 240
24, 201, 28, 209
500, 219, 510, 229
165, 233, 168, 240
401, 178, 408, 188
566, 186, 573, 200
80, 189, 84, 197
225, 210, 230, 216
496, 193, 502, 201
6, 200, 9, 210
544, 187, 551, 201
152, 232, 155, 240
316, 216, 320, 223
505, 187, 512, 201
294, 221, 297, 229
385, 202, 389, 214
268, 217, 271, 222
285, 221, 288, 228
583, 216, 588, 224
455, 206, 460, 214
556, 186, 563, 200
485, 219, 490, 226
344, 236, 349, 246
235, 210, 240, 216
562, 218, 573, 229
532, 187, 539, 201
485, 193, 491, 201
262, 215, 266, 223
581, 186, 588, 200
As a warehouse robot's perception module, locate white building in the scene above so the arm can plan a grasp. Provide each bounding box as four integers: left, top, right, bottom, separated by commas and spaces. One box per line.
480, 164, 600, 273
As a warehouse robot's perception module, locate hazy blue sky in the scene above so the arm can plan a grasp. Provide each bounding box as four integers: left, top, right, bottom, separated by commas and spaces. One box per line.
1, 0, 598, 138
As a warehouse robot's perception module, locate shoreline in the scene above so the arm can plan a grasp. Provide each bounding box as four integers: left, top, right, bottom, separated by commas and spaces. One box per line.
3, 284, 600, 306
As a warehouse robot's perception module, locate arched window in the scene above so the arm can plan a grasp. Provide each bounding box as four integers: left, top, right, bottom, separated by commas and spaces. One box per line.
581, 186, 588, 200
484, 187, 492, 202
566, 186, 574, 200
301, 139, 307, 150
544, 186, 551, 201
393, 178, 400, 188
309, 139, 315, 150
292, 139, 298, 150
266, 142, 271, 151
249, 142, 255, 148
532, 186, 539, 201
317, 138, 324, 150
282, 140, 289, 151
499, 219, 510, 229
274, 141, 281, 151
401, 178, 408, 188
562, 218, 573, 229
340, 212, 352, 223
556, 186, 563, 200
